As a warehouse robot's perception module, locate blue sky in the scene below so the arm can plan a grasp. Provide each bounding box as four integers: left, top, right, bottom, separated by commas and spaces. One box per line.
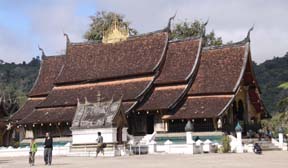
0, 0, 288, 63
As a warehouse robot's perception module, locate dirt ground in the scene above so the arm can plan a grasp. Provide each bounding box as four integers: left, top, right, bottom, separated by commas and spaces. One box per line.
0, 151, 288, 168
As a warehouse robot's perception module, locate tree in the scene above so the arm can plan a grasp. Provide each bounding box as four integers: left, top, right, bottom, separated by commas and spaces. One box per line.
171, 20, 223, 46
278, 82, 288, 112
262, 82, 288, 135
84, 11, 138, 41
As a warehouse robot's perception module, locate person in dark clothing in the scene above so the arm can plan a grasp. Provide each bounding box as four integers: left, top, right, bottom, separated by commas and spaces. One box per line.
44, 132, 53, 165
253, 143, 262, 154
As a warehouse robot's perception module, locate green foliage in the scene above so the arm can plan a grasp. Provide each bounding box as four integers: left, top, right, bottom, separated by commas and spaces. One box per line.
170, 20, 223, 46
253, 52, 288, 114
278, 82, 288, 89
84, 11, 138, 41
221, 135, 231, 153
0, 57, 40, 108
261, 111, 288, 135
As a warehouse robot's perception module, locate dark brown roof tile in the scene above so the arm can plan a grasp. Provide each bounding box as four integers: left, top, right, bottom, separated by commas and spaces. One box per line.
56, 32, 168, 84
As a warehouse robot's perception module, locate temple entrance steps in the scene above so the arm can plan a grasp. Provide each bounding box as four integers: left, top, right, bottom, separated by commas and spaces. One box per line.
242, 138, 281, 151
68, 144, 128, 157
128, 132, 157, 145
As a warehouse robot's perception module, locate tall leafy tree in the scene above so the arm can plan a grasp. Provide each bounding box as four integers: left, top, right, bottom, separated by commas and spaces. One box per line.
84, 11, 138, 41
278, 82, 288, 112
170, 20, 223, 46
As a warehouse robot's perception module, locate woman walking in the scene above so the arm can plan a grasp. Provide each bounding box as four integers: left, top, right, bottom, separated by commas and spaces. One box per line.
29, 138, 37, 166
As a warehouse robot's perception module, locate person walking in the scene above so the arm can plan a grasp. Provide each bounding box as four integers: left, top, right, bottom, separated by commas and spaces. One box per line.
29, 138, 37, 166
44, 132, 53, 165
96, 132, 105, 157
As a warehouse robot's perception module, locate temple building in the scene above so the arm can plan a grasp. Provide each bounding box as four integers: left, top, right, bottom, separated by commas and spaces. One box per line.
10, 18, 266, 142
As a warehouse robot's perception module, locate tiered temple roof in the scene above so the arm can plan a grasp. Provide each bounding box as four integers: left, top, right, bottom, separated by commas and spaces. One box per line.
10, 56, 64, 122
11, 23, 265, 126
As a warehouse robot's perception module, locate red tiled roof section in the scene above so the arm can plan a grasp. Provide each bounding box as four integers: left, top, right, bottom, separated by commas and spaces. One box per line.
189, 45, 247, 95
122, 101, 136, 112
10, 99, 43, 121
37, 77, 152, 108
155, 39, 200, 84
138, 85, 186, 111
169, 95, 233, 119
29, 56, 64, 97
19, 107, 76, 124
55, 32, 168, 84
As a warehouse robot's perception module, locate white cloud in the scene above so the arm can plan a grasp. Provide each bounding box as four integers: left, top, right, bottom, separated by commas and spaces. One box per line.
0, 25, 32, 63
0, 0, 287, 63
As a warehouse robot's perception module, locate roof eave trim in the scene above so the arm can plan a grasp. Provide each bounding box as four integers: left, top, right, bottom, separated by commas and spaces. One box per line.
185, 37, 203, 81
168, 37, 204, 110
232, 42, 250, 93
152, 32, 169, 72
217, 88, 240, 117
27, 59, 45, 97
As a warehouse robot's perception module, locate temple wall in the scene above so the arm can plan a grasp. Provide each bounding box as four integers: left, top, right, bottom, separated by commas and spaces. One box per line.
234, 85, 260, 123
71, 127, 127, 144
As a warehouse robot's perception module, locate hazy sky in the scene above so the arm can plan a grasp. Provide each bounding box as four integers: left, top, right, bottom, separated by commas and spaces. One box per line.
0, 0, 287, 63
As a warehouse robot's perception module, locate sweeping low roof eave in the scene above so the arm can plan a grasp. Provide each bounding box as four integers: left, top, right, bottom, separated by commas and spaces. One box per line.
28, 55, 65, 97
166, 95, 234, 120
10, 98, 44, 122
189, 41, 249, 95
19, 106, 76, 124
36, 76, 153, 108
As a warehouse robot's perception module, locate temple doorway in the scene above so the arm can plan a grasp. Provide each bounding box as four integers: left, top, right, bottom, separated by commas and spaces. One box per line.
146, 114, 154, 134
117, 127, 122, 143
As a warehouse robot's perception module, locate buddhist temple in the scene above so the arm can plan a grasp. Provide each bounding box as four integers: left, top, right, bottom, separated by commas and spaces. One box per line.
10, 18, 266, 143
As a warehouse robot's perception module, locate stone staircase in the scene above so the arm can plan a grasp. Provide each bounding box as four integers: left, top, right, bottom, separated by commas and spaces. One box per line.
242, 138, 281, 151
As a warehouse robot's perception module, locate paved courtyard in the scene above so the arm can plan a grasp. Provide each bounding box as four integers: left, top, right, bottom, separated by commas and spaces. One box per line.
0, 151, 288, 168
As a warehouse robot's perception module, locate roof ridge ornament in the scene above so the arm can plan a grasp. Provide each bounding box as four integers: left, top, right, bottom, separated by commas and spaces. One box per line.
164, 11, 177, 33
245, 25, 254, 42
63, 33, 70, 45
102, 16, 129, 44
38, 45, 46, 59
201, 18, 209, 37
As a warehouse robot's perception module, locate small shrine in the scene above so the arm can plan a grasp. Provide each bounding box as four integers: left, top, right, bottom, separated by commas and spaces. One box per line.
71, 93, 127, 145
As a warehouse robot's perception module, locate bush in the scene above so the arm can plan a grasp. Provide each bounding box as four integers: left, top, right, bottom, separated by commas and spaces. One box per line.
222, 135, 231, 153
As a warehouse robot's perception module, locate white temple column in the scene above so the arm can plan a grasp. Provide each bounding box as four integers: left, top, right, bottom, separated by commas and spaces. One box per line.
235, 122, 243, 153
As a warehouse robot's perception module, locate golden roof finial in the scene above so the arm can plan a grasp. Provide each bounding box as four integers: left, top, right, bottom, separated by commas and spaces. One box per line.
102, 15, 129, 44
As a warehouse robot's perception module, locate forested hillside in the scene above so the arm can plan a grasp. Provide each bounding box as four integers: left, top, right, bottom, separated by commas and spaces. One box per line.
254, 52, 288, 114
0, 57, 40, 106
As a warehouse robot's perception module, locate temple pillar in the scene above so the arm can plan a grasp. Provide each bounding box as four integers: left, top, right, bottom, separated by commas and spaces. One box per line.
244, 86, 250, 123
212, 118, 217, 131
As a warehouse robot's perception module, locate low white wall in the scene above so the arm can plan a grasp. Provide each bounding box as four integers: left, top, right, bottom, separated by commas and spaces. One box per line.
72, 127, 128, 144
0, 146, 70, 157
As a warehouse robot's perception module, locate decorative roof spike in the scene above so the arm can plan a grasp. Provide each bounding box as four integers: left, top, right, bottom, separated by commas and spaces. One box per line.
203, 18, 209, 26
97, 91, 101, 103
165, 11, 177, 32
38, 45, 46, 59
119, 94, 124, 101
77, 98, 80, 105
201, 18, 209, 36
63, 33, 70, 44
84, 97, 88, 104
245, 25, 254, 42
